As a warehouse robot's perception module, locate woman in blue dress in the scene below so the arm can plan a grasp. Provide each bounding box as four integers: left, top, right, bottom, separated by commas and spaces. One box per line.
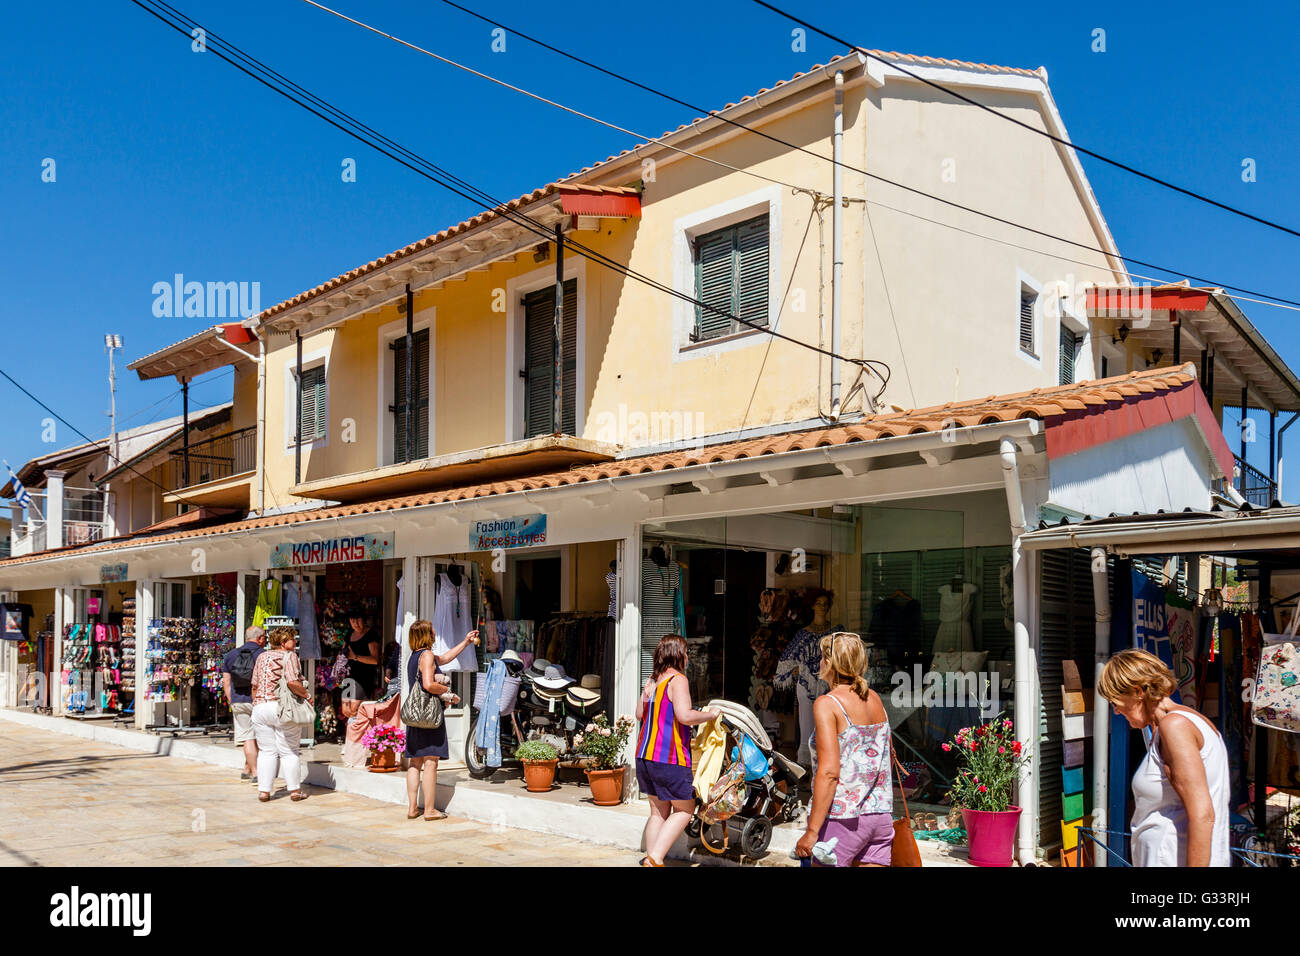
404, 620, 455, 820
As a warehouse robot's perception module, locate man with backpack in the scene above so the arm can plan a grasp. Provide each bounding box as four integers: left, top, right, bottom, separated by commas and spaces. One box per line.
222, 626, 267, 781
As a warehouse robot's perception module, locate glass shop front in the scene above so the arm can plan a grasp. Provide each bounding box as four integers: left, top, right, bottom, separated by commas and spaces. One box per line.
640, 490, 1015, 814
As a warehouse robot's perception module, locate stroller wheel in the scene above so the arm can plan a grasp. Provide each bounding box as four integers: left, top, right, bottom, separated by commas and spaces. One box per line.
685, 815, 702, 839
740, 816, 772, 858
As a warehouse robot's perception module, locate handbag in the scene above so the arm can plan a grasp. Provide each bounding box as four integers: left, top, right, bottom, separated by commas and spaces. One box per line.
890, 742, 923, 867
1253, 597, 1300, 733
401, 664, 445, 730
700, 754, 746, 825
276, 655, 315, 726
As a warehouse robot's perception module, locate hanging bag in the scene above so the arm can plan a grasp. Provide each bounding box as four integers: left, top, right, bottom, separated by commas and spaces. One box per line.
1253, 597, 1300, 734
400, 652, 445, 730
890, 742, 923, 867
276, 654, 315, 726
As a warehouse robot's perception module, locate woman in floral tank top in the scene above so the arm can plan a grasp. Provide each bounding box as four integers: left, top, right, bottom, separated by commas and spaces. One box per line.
796, 632, 894, 867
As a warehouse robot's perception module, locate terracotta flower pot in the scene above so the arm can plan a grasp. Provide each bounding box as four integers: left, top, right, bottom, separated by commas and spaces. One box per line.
961, 806, 1022, 867
522, 759, 558, 793
369, 748, 399, 773
585, 766, 625, 806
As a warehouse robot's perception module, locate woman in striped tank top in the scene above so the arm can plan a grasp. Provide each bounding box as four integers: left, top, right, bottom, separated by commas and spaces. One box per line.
636, 634, 719, 867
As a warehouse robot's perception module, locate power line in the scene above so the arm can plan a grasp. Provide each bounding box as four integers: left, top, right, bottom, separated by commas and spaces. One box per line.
131, 0, 891, 392
752, 0, 1300, 241
419, 0, 1300, 309
0, 367, 208, 513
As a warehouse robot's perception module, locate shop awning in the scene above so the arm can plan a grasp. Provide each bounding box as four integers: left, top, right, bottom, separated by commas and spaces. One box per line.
557, 184, 641, 219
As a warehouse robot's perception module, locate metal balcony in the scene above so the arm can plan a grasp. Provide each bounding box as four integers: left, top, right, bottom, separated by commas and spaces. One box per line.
168, 426, 256, 490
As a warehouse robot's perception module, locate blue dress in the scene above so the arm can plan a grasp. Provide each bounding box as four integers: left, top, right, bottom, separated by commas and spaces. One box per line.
404, 649, 449, 759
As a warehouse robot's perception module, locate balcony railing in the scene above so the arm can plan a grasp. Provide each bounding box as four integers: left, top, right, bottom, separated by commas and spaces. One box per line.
168, 426, 256, 491
10, 486, 107, 552
1232, 455, 1278, 509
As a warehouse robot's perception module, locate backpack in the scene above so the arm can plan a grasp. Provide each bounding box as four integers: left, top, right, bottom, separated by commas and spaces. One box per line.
228, 643, 260, 685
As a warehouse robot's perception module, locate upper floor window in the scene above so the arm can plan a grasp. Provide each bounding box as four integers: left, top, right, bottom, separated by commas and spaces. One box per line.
390, 328, 430, 462
692, 214, 769, 343
295, 364, 327, 444
1018, 285, 1037, 356
522, 279, 577, 438
1059, 325, 1081, 385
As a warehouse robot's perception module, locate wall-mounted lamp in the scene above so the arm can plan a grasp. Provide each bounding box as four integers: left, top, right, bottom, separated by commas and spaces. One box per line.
1116, 324, 1130, 344
1151, 349, 1163, 364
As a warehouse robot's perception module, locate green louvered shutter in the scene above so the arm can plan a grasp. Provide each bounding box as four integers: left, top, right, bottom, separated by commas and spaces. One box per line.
694, 228, 734, 342
735, 215, 769, 329
524, 279, 577, 437
299, 365, 326, 441
391, 328, 430, 462
1059, 326, 1079, 385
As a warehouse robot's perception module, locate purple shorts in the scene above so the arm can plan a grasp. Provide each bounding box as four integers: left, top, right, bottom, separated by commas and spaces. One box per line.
817, 813, 895, 867
636, 758, 694, 802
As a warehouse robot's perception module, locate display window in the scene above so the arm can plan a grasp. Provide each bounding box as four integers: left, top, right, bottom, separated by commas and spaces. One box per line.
643, 491, 1015, 811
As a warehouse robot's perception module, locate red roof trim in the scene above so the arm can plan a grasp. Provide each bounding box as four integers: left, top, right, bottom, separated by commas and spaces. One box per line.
1086, 287, 1211, 315
1045, 380, 1234, 477
559, 190, 642, 219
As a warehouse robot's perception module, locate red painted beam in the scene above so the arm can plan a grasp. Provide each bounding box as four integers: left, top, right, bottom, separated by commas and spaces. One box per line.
559, 191, 642, 218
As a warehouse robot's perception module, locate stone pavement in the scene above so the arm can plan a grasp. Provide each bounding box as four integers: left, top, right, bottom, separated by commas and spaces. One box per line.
0, 723, 649, 867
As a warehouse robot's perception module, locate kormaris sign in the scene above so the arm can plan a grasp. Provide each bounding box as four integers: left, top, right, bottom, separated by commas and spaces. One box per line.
271, 533, 395, 569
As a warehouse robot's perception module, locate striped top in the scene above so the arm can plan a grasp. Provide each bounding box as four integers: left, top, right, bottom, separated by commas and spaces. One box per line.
637, 674, 692, 767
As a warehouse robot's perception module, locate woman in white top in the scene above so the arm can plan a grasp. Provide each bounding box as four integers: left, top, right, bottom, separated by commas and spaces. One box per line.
1098, 648, 1230, 867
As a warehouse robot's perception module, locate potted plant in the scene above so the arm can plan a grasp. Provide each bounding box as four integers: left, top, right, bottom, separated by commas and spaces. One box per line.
575, 713, 634, 806
516, 739, 559, 792
942, 715, 1030, 866
361, 724, 406, 773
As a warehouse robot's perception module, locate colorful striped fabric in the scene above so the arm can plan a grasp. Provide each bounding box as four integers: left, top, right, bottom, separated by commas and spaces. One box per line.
637, 676, 692, 767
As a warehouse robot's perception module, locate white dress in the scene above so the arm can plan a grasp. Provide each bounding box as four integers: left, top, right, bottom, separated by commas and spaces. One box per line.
932, 583, 976, 653
1131, 710, 1230, 867
432, 572, 477, 673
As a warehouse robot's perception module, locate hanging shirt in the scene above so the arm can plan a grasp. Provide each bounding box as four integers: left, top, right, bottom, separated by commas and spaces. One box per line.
252, 578, 281, 628
283, 580, 321, 660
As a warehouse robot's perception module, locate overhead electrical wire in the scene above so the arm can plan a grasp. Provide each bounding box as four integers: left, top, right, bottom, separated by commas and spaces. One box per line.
129, 0, 892, 395
341, 0, 1300, 311
752, 0, 1300, 241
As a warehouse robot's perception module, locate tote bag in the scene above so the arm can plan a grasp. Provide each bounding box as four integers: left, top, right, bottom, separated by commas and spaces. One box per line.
1253, 598, 1300, 734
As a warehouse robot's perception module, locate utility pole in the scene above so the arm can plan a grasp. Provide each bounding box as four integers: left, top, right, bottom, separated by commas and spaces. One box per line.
104, 334, 123, 466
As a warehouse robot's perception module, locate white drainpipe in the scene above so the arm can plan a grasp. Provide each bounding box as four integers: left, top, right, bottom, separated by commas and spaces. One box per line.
1000, 438, 1035, 864
255, 334, 266, 515
830, 71, 844, 416
1090, 546, 1111, 866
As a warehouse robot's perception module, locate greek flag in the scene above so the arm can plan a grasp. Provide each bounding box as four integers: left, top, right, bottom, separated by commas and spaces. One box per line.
4, 461, 32, 510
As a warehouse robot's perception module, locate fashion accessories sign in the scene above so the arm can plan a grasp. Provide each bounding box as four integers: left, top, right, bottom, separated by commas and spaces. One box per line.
100, 563, 128, 583
271, 533, 395, 569
469, 514, 546, 551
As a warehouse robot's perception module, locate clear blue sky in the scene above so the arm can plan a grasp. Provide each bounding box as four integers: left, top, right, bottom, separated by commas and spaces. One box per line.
2, 0, 1298, 497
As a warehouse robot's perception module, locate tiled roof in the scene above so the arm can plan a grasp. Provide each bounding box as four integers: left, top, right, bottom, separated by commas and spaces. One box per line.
253, 51, 1040, 324
0, 366, 1191, 570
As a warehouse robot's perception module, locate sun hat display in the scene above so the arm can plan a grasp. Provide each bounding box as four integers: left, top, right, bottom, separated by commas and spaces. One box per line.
579, 673, 600, 691
529, 658, 552, 678
566, 684, 601, 704
533, 665, 575, 692
499, 649, 524, 667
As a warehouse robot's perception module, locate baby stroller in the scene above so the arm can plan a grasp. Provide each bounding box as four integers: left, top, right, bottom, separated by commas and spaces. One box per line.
685, 699, 806, 859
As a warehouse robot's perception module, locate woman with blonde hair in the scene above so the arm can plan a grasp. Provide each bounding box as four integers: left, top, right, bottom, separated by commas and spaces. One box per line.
402, 619, 474, 821
1098, 648, 1229, 866
249, 626, 312, 803
795, 632, 893, 867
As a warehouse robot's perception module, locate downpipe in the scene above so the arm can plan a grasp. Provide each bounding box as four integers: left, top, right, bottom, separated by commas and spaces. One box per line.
1001, 438, 1036, 865
1090, 546, 1111, 866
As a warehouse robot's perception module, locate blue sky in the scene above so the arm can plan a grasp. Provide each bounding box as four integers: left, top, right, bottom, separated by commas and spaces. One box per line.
1, 0, 1298, 497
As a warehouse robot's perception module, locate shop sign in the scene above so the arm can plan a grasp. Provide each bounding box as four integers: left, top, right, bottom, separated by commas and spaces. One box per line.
100, 563, 129, 583
469, 514, 547, 551
271, 532, 395, 569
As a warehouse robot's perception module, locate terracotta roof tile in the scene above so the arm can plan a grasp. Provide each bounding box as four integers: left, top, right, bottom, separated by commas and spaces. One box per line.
0, 366, 1197, 571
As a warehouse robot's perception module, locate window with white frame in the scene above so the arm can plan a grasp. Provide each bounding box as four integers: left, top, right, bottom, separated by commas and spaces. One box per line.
378, 309, 435, 466
285, 353, 328, 450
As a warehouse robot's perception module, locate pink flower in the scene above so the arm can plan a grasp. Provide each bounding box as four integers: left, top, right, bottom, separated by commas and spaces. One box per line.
998, 746, 1005, 754
1003, 719, 1012, 729
941, 743, 952, 752
574, 734, 584, 745
600, 728, 611, 737
1011, 741, 1022, 755
978, 785, 988, 793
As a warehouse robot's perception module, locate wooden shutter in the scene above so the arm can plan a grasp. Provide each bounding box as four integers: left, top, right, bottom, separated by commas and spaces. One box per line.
298, 365, 326, 442
693, 214, 770, 343
523, 279, 577, 437
1019, 289, 1036, 353
392, 328, 430, 462
1059, 326, 1079, 385
735, 215, 769, 329
694, 229, 734, 342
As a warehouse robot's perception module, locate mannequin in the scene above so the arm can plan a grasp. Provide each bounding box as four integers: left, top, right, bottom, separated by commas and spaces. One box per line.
934, 572, 978, 654
775, 590, 837, 766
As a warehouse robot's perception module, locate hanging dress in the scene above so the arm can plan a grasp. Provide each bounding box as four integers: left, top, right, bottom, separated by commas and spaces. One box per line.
283, 579, 320, 660
252, 578, 282, 629
932, 582, 977, 654
432, 571, 477, 673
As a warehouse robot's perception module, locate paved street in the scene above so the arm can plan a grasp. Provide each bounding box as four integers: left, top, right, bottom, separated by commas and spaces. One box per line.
0, 724, 643, 867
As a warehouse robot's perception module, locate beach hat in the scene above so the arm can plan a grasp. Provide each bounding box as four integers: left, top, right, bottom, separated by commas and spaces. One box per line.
499, 649, 523, 666
533, 664, 574, 692
580, 674, 600, 691
529, 658, 552, 678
